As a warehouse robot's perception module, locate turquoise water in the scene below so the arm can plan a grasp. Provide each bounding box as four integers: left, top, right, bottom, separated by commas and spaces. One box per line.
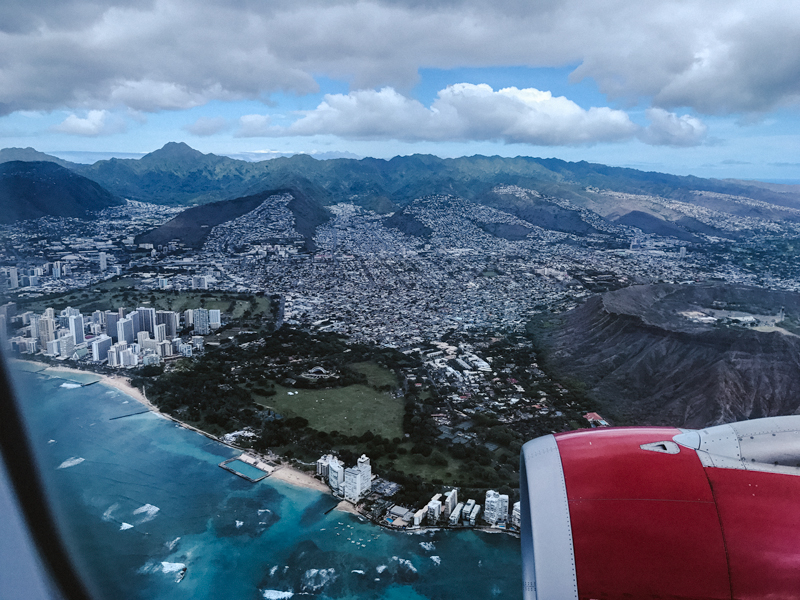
227, 460, 269, 480
9, 366, 522, 599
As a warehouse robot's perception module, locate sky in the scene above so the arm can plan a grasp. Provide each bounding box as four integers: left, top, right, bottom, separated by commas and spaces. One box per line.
1, 0, 800, 181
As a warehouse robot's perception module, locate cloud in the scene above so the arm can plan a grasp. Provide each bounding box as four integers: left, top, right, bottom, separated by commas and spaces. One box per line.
246, 84, 703, 147
51, 110, 126, 136
183, 116, 230, 136
639, 108, 708, 147
236, 114, 276, 137
0, 0, 797, 118
272, 84, 639, 145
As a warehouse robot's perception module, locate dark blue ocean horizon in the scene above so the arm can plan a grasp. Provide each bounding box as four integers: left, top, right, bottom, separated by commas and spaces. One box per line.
10, 365, 522, 600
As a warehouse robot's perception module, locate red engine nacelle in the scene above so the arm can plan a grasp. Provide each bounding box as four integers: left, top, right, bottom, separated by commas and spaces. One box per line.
520, 416, 800, 600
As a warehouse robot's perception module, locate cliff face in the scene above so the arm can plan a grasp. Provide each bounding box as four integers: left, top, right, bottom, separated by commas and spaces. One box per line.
535, 284, 800, 428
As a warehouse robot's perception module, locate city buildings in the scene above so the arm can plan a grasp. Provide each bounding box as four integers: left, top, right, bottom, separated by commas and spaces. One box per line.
483, 490, 510, 525
193, 308, 210, 335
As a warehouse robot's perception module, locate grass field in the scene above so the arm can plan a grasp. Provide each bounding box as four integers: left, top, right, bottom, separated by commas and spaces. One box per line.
253, 382, 404, 439
16, 278, 271, 322
347, 361, 398, 387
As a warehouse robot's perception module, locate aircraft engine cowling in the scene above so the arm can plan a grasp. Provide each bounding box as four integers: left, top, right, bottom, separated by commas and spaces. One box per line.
520, 415, 800, 600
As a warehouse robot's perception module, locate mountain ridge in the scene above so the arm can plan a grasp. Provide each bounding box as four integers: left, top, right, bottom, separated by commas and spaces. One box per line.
531, 284, 800, 428
0, 161, 121, 223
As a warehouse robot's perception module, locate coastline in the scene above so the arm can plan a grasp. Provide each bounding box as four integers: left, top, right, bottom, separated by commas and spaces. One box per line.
10, 359, 346, 504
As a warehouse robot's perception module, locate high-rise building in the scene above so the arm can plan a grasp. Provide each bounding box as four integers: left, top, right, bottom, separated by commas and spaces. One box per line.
183, 309, 193, 328
38, 317, 56, 349
443, 488, 458, 519
59, 334, 75, 359
328, 459, 345, 496
3, 267, 19, 289
317, 454, 335, 478
448, 502, 464, 525
462, 499, 476, 525
137, 331, 151, 346
209, 309, 221, 329
192, 276, 208, 290
343, 454, 372, 502
137, 307, 156, 335
29, 314, 41, 340
46, 338, 61, 356
158, 340, 172, 357
92, 310, 105, 325
156, 310, 179, 338
484, 490, 501, 525
511, 501, 521, 528
99, 252, 107, 271
498, 493, 509, 523
155, 323, 167, 342
0, 315, 7, 350
193, 308, 210, 335
117, 317, 135, 345
69, 314, 85, 346
91, 335, 113, 362
427, 500, 442, 523
469, 504, 481, 526
128, 310, 141, 336
344, 466, 364, 502
105, 311, 119, 341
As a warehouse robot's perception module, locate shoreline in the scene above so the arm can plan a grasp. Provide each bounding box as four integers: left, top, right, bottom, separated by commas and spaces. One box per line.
11, 359, 519, 530
10, 358, 347, 505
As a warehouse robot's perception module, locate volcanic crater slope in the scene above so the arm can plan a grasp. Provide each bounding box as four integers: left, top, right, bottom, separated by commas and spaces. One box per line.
532, 284, 800, 428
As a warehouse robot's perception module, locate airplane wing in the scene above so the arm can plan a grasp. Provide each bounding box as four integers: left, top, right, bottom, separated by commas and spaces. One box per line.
520, 416, 800, 600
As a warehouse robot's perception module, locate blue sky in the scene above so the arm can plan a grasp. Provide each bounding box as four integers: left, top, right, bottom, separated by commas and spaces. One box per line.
2, 0, 799, 182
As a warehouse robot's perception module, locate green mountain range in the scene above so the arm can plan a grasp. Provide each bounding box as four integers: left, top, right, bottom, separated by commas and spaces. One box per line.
0, 161, 122, 223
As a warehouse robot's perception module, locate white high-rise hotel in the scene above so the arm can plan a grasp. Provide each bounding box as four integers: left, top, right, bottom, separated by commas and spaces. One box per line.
344, 455, 372, 502
484, 490, 510, 525
319, 454, 372, 502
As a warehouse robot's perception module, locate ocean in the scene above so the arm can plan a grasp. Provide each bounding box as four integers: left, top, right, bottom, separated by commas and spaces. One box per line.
9, 365, 522, 600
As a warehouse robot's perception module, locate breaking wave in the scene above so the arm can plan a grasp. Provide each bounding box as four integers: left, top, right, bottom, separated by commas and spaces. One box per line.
119, 523, 133, 530
60, 383, 82, 389
103, 503, 119, 521
392, 557, 418, 573
57, 457, 84, 469
301, 568, 337, 592
431, 556, 441, 565
161, 562, 185, 574
133, 503, 160, 523
262, 591, 294, 599
419, 541, 435, 552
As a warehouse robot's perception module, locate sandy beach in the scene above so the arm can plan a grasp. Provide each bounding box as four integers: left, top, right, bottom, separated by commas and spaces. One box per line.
41, 364, 156, 410
12, 359, 359, 509
270, 465, 331, 493
334, 500, 361, 516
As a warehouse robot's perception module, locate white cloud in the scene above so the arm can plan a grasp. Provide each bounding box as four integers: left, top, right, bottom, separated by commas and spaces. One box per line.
639, 108, 708, 147
236, 114, 276, 137
51, 110, 125, 136
183, 116, 230, 136
0, 0, 797, 117
248, 84, 702, 147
